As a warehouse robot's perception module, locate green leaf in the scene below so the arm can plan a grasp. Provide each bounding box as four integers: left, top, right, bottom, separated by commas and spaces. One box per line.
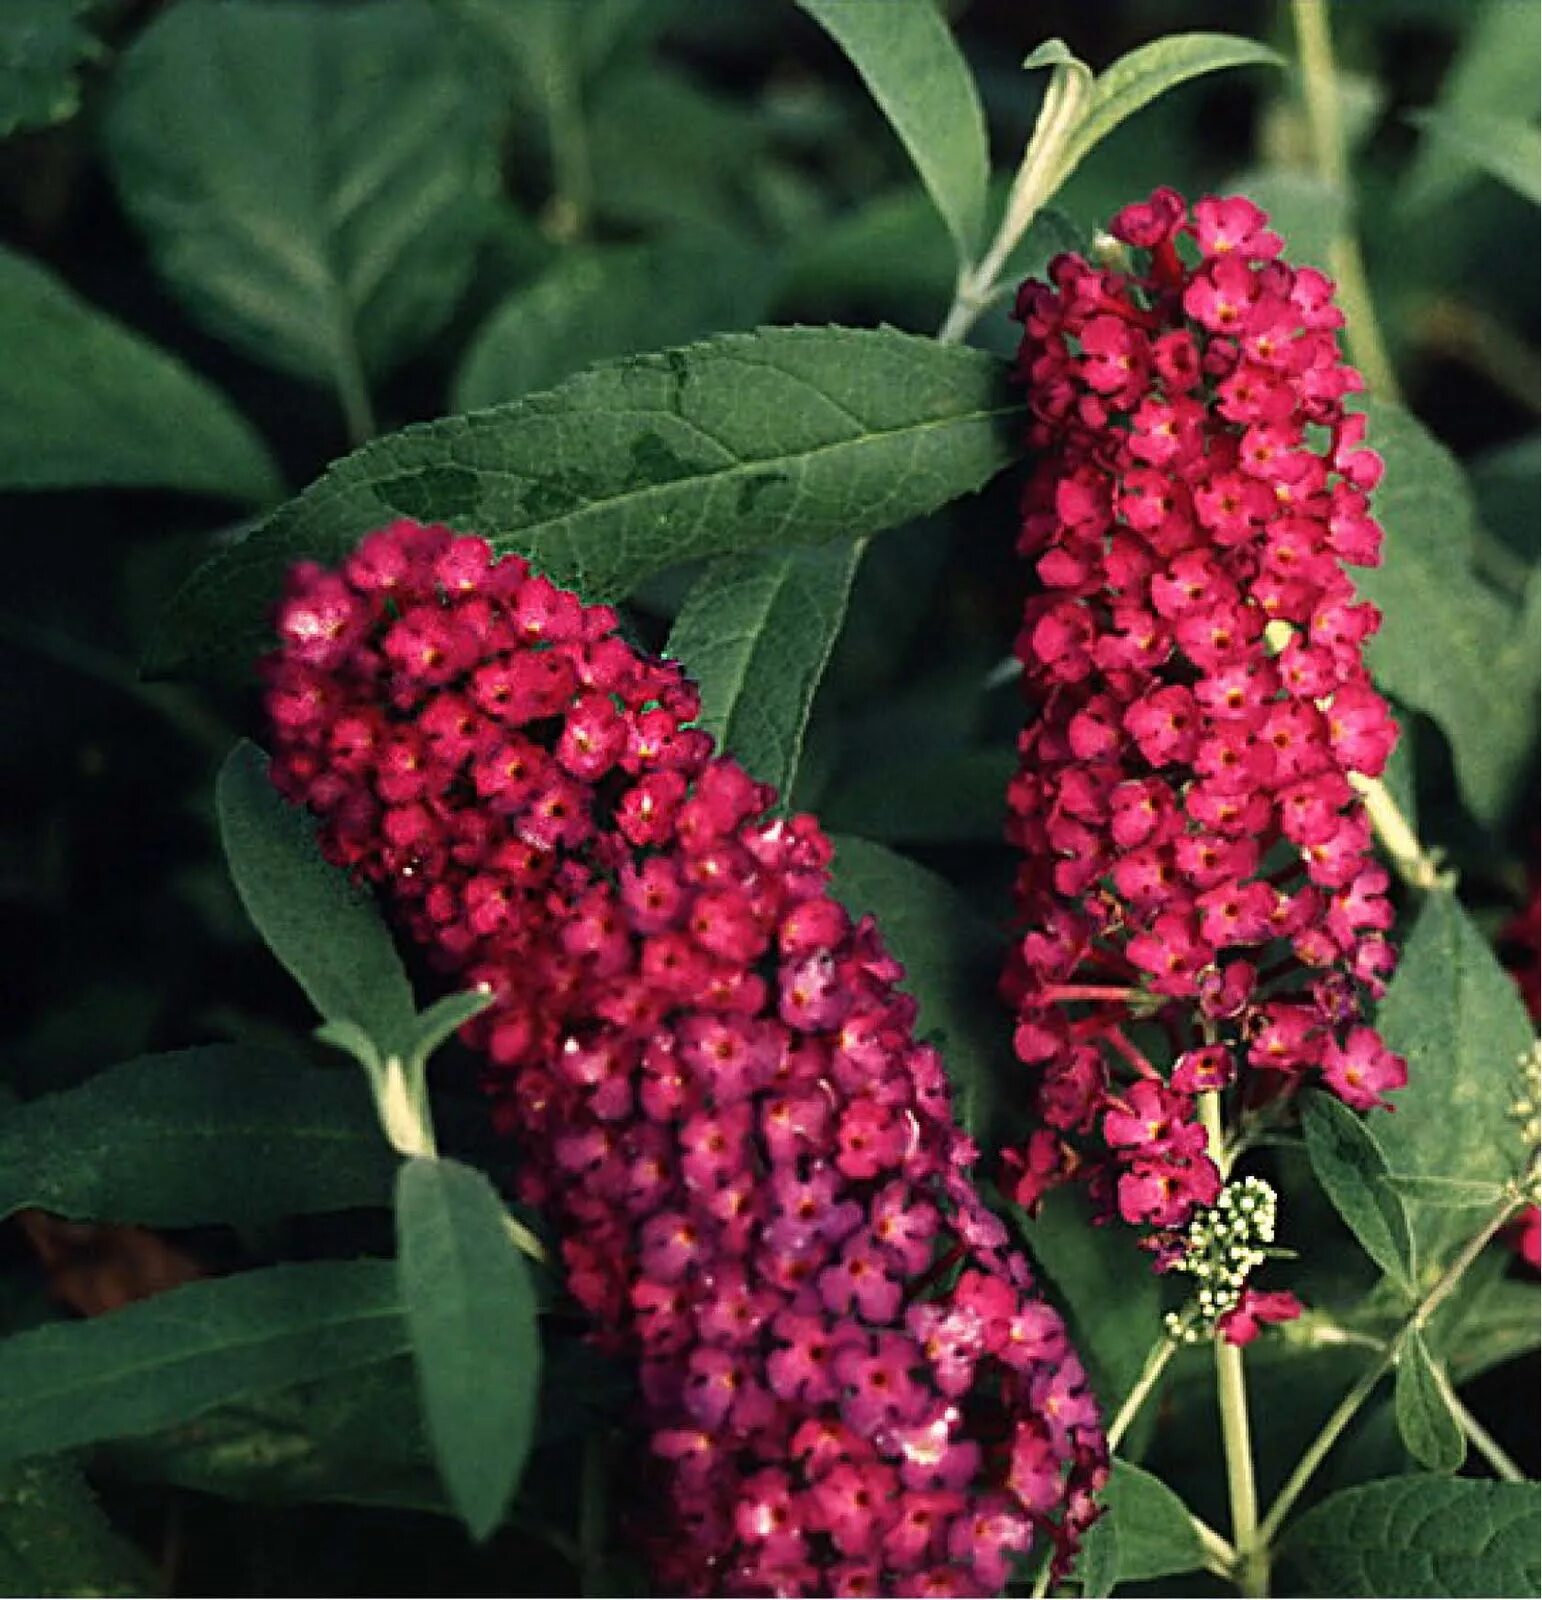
822, 747, 1014, 844
1063, 34, 1283, 175
1436, 1273, 1541, 1385
1282, 1475, 1540, 1597
0, 1047, 392, 1228
1372, 893, 1535, 1266
104, 0, 501, 411
1076, 1503, 1119, 1597
405, 989, 497, 1074
828, 836, 1009, 1145
216, 740, 416, 1051
1401, 1, 1541, 213
0, 0, 102, 138
1407, 108, 1541, 205
0, 1458, 156, 1597
396, 1158, 541, 1541
1301, 1090, 1416, 1293
150, 328, 1023, 682
0, 1261, 407, 1468
1358, 396, 1538, 825
1011, 1188, 1162, 1413
1099, 1458, 1207, 1583
666, 539, 864, 798
453, 236, 777, 413
0, 245, 278, 502
1394, 1329, 1466, 1473
797, 0, 988, 259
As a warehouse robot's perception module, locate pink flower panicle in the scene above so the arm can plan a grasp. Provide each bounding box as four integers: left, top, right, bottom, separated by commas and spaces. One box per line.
262, 520, 1107, 1596
1001, 190, 1407, 1273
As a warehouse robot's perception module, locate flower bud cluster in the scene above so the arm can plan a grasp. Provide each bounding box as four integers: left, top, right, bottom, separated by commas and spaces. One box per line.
1161, 1177, 1299, 1346
1000, 189, 1408, 1273
262, 520, 1106, 1596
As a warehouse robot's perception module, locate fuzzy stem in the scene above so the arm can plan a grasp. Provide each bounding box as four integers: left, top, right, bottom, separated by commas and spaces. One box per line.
1198, 1093, 1268, 1595
1289, 0, 1402, 401
1257, 1185, 1527, 1545
1439, 1374, 1525, 1482
1105, 1334, 1180, 1453
1348, 772, 1453, 892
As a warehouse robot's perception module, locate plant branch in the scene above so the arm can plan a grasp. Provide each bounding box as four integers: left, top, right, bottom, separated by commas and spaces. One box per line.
1106, 1334, 1180, 1452
1435, 1364, 1525, 1482
1257, 1186, 1528, 1545
1289, 0, 1401, 401
1348, 773, 1453, 893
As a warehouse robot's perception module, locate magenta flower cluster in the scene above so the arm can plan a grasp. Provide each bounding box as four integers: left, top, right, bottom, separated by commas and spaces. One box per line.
1000, 190, 1407, 1264
262, 520, 1107, 1596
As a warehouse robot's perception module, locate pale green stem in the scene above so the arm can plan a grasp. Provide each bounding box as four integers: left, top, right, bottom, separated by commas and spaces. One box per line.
1105, 1334, 1180, 1452
1348, 772, 1453, 893
937, 58, 1090, 344
504, 1211, 548, 1265
1199, 1092, 1269, 1595
1430, 1345, 1525, 1481
1257, 1187, 1527, 1545
1289, 0, 1401, 400
543, 73, 592, 243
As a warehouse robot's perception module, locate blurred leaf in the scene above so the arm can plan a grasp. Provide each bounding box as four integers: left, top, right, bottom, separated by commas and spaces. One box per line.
828, 836, 1010, 1146
453, 235, 776, 412
1436, 1273, 1541, 1384
1393, 1329, 1465, 1472
797, 0, 987, 260
217, 741, 417, 1053
0, 1458, 156, 1597
1358, 397, 1538, 826
588, 67, 766, 233
1098, 1458, 1207, 1583
105, 0, 502, 413
666, 540, 863, 799
782, 185, 1078, 325
1301, 1090, 1416, 1294
0, 0, 102, 137
1371, 893, 1535, 1267
1062, 34, 1283, 176
1407, 108, 1541, 205
0, 1047, 391, 1229
150, 328, 1024, 682
0, 245, 278, 502
1469, 436, 1540, 584
822, 747, 1013, 844
1281, 1476, 1540, 1596
1011, 1188, 1163, 1413
396, 1158, 540, 1541
0, 1261, 407, 1468
1401, 0, 1541, 213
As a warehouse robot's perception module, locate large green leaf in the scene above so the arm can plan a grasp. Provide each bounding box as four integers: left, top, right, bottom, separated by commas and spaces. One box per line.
666, 539, 864, 799
1372, 894, 1535, 1267
1358, 398, 1538, 827
1097, 1458, 1207, 1583
828, 836, 1010, 1146
1011, 1188, 1162, 1413
1393, 1329, 1465, 1473
396, 1158, 541, 1541
0, 1458, 156, 1597
0, 1047, 391, 1228
1301, 1090, 1416, 1294
217, 741, 417, 1052
797, 0, 987, 260
1281, 1476, 1541, 1597
149, 328, 1023, 681
0, 1261, 408, 1467
0, 245, 278, 502
1408, 108, 1541, 205
0, 0, 102, 137
453, 235, 776, 412
104, 0, 501, 419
